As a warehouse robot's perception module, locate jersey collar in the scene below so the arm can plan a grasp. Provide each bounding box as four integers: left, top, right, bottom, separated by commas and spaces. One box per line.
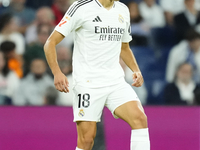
95, 0, 115, 9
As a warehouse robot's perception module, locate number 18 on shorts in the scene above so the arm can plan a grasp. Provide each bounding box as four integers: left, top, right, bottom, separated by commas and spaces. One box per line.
72, 81, 140, 122
73, 85, 107, 122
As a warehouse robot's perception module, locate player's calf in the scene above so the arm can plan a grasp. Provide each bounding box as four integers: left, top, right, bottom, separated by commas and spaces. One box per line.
127, 107, 150, 150
114, 101, 150, 150
76, 121, 96, 150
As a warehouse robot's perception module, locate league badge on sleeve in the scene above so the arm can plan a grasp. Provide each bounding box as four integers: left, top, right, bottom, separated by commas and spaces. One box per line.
59, 19, 67, 27
59, 16, 71, 27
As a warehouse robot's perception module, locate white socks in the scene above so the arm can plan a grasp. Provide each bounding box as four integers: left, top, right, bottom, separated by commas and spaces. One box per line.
75, 129, 150, 150
131, 128, 150, 150
75, 147, 83, 150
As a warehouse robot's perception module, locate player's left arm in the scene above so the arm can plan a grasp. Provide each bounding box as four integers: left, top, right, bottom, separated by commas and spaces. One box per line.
120, 43, 143, 87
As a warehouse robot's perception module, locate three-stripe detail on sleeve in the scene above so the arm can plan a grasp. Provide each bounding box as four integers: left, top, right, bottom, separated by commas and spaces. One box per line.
67, 0, 93, 17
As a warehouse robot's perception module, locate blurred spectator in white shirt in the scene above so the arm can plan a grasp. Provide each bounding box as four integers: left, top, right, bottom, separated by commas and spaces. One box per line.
128, 1, 150, 46
164, 63, 200, 105
25, 7, 55, 44
139, 0, 165, 28
174, 0, 200, 42
160, 0, 185, 15
160, 0, 200, 15
13, 59, 54, 106
166, 29, 200, 83
159, 0, 200, 26
160, 0, 185, 26
0, 51, 19, 104
0, 13, 25, 55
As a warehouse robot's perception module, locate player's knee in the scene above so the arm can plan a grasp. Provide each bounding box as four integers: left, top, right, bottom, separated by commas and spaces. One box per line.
129, 112, 148, 129
79, 132, 95, 147
81, 135, 95, 148
84, 137, 94, 145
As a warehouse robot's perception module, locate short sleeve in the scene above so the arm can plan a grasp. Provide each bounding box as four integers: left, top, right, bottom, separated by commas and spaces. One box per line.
122, 9, 132, 43
55, 1, 84, 37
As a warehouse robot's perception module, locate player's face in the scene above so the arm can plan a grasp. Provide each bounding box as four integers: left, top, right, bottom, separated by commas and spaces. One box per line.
177, 64, 193, 82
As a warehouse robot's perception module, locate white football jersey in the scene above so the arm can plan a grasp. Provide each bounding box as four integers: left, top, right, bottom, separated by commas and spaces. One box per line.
55, 0, 132, 88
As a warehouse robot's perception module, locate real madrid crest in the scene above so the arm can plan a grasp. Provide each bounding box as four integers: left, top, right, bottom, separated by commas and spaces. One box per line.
78, 109, 85, 117
119, 15, 124, 23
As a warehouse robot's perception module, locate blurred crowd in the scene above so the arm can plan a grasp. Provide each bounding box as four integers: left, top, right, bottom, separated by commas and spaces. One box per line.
0, 0, 200, 106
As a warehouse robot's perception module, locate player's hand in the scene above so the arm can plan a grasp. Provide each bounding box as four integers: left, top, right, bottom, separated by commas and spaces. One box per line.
54, 72, 69, 93
132, 71, 144, 87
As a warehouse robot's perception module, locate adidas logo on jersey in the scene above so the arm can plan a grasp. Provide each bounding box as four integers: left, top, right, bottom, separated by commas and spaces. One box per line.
93, 16, 102, 22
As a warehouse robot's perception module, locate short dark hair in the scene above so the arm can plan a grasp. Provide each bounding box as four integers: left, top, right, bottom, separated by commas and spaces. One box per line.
0, 13, 13, 32
185, 29, 200, 41
0, 41, 16, 53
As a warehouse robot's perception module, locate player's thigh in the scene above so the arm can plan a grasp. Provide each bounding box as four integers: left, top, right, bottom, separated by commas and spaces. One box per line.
73, 85, 107, 122
114, 101, 146, 124
106, 81, 147, 128
106, 81, 140, 119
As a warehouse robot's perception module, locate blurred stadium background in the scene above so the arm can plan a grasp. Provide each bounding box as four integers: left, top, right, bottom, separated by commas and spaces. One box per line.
0, 0, 200, 149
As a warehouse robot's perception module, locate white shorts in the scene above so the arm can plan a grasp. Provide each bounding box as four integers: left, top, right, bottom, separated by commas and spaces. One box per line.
72, 80, 140, 122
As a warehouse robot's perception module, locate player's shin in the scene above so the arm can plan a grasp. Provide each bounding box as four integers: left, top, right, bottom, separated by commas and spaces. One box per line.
131, 128, 150, 150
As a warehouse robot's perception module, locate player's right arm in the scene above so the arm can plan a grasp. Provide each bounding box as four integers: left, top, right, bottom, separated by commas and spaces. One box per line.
44, 31, 69, 93
44, 1, 84, 93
